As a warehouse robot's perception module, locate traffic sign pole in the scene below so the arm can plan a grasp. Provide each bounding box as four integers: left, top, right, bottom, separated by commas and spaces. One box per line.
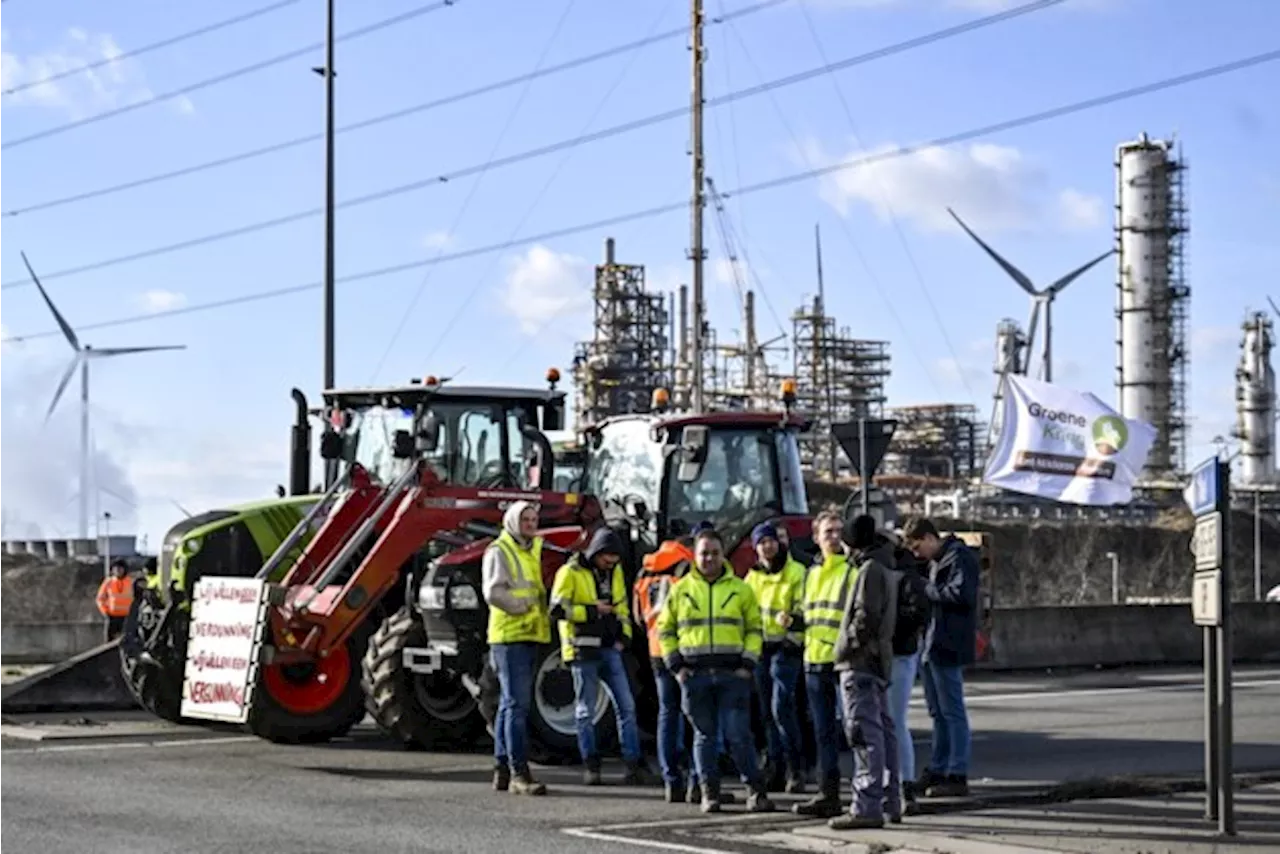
1215, 459, 1234, 835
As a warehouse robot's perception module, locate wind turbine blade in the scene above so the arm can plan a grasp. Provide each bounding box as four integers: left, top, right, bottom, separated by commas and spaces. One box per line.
946, 207, 1039, 296
1046, 249, 1115, 296
90, 344, 187, 357
21, 251, 81, 352
45, 355, 82, 421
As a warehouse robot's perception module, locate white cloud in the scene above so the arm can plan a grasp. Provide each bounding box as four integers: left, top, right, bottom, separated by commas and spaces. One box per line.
422, 230, 456, 250
802, 138, 1103, 234
136, 289, 187, 314
500, 245, 592, 334
1, 27, 190, 120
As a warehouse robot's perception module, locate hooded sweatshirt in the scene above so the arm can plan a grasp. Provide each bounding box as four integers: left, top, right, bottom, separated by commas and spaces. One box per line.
482, 500, 541, 616
572, 527, 628, 650
833, 536, 899, 681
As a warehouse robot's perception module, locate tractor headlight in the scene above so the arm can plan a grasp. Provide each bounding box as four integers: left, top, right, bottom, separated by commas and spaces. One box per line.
185, 537, 202, 556
418, 586, 446, 611
448, 585, 480, 610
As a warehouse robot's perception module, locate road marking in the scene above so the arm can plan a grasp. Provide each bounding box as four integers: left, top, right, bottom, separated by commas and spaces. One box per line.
946, 677, 1280, 706
564, 827, 728, 854
12, 735, 257, 754
564, 815, 791, 854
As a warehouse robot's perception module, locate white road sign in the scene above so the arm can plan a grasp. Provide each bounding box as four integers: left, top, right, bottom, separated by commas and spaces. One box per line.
180, 576, 269, 724
1193, 512, 1223, 571
1192, 570, 1222, 627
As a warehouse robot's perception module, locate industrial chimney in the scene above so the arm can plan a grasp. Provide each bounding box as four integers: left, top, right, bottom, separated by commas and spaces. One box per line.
1236, 310, 1276, 485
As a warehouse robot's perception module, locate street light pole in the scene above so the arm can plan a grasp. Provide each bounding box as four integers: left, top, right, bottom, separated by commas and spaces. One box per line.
1106, 550, 1119, 604
1255, 488, 1262, 601
318, 0, 337, 391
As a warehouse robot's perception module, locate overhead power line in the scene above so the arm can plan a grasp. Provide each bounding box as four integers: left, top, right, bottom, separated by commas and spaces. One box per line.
0, 0, 458, 151
3, 0, 790, 218
0, 0, 1065, 290
2, 0, 306, 97
7, 48, 1275, 346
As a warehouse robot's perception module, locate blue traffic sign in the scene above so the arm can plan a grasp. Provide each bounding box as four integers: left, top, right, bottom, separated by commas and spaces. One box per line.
1185, 457, 1220, 517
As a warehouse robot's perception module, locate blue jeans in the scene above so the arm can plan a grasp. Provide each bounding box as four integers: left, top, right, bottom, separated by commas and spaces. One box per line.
841, 670, 899, 820
806, 669, 841, 781
681, 670, 761, 791
492, 642, 538, 773
755, 646, 805, 771
571, 649, 642, 764
654, 666, 688, 785
922, 661, 970, 777
888, 652, 920, 783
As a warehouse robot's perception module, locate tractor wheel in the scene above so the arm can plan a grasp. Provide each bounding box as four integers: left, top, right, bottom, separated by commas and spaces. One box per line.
362, 606, 484, 750
247, 621, 373, 744
119, 647, 184, 723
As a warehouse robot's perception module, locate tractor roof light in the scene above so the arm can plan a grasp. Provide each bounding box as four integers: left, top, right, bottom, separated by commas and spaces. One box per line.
780, 378, 797, 411
547, 367, 561, 390
651, 387, 671, 412
423, 375, 440, 387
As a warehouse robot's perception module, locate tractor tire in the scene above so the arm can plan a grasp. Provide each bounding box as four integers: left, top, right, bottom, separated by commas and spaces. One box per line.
119, 648, 184, 723
247, 620, 374, 744
362, 606, 484, 750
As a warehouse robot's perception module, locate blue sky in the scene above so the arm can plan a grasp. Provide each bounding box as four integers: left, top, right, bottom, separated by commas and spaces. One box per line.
2, 0, 1277, 547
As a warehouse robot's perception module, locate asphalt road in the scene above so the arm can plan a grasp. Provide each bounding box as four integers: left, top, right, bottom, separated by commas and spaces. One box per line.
4, 665, 1279, 854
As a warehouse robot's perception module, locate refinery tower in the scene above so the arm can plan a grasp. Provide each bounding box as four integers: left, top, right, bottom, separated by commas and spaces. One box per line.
1114, 133, 1190, 479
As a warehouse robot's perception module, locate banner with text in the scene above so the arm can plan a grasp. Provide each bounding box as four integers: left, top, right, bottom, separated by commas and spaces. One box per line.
180, 576, 269, 724
983, 374, 1156, 506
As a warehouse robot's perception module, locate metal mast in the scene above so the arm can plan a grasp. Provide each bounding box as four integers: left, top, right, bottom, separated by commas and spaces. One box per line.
320, 0, 337, 390
689, 0, 706, 412
815, 224, 836, 478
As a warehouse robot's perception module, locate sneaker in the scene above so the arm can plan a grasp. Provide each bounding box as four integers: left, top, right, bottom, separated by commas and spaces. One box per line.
925, 775, 969, 798
664, 782, 686, 803
686, 780, 702, 805
785, 770, 808, 795
747, 791, 777, 813
623, 760, 658, 786
828, 813, 885, 830
700, 796, 722, 814
583, 767, 602, 786
916, 768, 945, 794
509, 771, 547, 796
493, 765, 510, 792
902, 781, 920, 815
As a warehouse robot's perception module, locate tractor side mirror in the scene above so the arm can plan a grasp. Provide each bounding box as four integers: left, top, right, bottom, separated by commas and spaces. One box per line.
319, 429, 343, 460
392, 429, 415, 459
676, 425, 709, 483
542, 403, 564, 432
419, 411, 441, 453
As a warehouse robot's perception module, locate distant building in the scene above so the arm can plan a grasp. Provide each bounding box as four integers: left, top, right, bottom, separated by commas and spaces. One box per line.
2, 534, 141, 562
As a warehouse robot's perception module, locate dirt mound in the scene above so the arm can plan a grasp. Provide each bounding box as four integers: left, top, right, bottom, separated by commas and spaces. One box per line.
2, 557, 104, 623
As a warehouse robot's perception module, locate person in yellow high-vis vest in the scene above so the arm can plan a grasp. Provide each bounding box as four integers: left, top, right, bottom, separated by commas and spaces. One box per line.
744, 521, 808, 795
793, 509, 856, 818
483, 500, 551, 796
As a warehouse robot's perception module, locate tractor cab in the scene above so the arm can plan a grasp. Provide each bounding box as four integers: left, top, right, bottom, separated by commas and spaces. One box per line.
581, 385, 812, 574
316, 374, 566, 493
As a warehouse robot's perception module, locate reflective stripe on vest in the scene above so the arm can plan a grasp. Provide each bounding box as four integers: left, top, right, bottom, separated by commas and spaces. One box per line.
802, 554, 853, 665
657, 570, 762, 668
486, 530, 550, 645
746, 557, 806, 646
97, 577, 134, 618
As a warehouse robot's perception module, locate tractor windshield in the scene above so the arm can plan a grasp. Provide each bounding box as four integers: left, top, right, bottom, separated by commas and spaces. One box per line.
665, 427, 806, 546
341, 405, 416, 485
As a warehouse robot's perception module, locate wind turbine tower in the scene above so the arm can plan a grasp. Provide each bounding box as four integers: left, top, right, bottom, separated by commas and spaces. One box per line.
21, 252, 186, 540
948, 208, 1114, 385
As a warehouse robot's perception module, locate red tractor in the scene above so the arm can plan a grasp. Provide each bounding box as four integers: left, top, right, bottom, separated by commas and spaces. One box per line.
417, 384, 815, 762
155, 372, 603, 745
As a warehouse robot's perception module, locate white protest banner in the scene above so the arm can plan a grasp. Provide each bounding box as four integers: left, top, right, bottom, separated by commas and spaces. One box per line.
180, 576, 269, 724
982, 374, 1157, 506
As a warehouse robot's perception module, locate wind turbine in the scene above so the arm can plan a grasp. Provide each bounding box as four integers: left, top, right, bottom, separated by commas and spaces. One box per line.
21, 251, 186, 541
947, 208, 1113, 383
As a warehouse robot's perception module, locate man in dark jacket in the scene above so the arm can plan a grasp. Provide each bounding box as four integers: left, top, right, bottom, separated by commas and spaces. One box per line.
900, 517, 980, 799
883, 528, 930, 813
829, 515, 900, 830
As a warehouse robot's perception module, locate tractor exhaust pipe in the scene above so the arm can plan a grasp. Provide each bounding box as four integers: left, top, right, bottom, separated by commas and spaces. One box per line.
289, 388, 312, 496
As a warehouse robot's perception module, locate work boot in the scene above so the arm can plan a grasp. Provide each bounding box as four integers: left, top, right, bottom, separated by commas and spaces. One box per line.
785, 765, 808, 795
688, 780, 735, 805
902, 781, 920, 815
509, 770, 547, 796
583, 756, 602, 786
765, 760, 787, 793
623, 759, 658, 786
792, 775, 842, 818
492, 764, 510, 792
916, 768, 944, 794
828, 812, 885, 830
664, 781, 686, 803
926, 774, 969, 798
700, 782, 723, 814
746, 786, 777, 813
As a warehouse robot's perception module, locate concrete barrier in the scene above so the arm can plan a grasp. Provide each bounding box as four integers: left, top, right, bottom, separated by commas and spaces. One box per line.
2, 621, 105, 665
982, 602, 1280, 671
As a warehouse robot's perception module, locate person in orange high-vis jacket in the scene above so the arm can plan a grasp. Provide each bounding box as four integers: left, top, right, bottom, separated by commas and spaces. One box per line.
634, 538, 696, 802
97, 560, 134, 641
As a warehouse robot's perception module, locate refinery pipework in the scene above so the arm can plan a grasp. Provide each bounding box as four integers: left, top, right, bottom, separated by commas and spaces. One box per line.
1236, 310, 1276, 486
1114, 132, 1190, 478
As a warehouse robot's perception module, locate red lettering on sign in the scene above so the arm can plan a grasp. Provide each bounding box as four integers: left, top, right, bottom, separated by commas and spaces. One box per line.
198, 583, 262, 605
193, 622, 255, 639
189, 680, 246, 707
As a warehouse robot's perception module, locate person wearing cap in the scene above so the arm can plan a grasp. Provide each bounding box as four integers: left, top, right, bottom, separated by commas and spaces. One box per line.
550, 526, 656, 786
96, 559, 134, 641
745, 521, 808, 794
829, 514, 902, 830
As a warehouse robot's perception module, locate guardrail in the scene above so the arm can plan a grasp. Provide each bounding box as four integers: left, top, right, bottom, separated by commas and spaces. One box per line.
4, 603, 1279, 669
